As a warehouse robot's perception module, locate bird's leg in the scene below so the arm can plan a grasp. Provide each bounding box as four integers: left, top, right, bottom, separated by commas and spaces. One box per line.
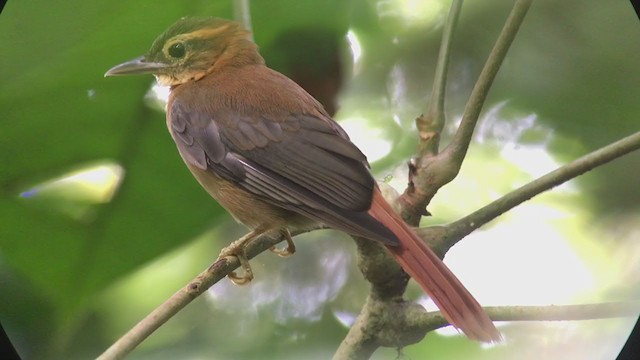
269, 228, 296, 257
218, 229, 264, 285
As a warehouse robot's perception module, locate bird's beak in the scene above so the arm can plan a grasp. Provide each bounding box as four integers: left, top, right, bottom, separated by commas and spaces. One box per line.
104, 56, 169, 77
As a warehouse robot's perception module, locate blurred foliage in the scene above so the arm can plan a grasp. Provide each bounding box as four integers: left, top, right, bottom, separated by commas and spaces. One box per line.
1, 0, 639, 359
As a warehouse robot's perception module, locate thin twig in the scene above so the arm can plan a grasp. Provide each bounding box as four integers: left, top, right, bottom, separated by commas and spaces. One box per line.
415, 0, 463, 158
401, 0, 464, 224
444, 130, 640, 248
442, 0, 532, 165
400, 0, 533, 225
95, 227, 321, 360
234, 0, 253, 40
417, 302, 640, 333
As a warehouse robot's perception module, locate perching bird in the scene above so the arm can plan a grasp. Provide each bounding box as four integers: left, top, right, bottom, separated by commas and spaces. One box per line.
105, 17, 500, 342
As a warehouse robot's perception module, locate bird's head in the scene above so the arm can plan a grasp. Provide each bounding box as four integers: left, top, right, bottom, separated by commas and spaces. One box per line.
105, 17, 262, 86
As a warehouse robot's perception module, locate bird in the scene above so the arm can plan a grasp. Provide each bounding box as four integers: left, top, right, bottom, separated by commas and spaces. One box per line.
105, 16, 500, 342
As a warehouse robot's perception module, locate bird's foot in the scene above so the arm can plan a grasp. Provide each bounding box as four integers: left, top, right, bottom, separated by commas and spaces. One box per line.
219, 246, 254, 285
269, 229, 296, 257
218, 231, 260, 285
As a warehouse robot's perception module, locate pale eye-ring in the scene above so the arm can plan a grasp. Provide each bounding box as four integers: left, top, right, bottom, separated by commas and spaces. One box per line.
168, 42, 186, 59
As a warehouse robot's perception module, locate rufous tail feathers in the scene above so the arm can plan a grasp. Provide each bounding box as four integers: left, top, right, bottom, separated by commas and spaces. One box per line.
368, 189, 501, 342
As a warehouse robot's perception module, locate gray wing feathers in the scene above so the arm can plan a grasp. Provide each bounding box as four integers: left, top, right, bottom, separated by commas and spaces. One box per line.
168, 100, 397, 244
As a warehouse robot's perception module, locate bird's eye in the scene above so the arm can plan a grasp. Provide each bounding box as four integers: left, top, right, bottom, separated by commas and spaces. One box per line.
168, 42, 186, 58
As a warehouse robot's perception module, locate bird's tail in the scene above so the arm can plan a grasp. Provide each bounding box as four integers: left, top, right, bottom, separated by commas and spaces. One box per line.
368, 190, 501, 342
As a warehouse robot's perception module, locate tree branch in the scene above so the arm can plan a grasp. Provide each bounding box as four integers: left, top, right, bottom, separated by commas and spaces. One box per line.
95, 227, 321, 360
233, 0, 253, 41
440, 130, 640, 251
419, 302, 640, 333
333, 295, 430, 360
415, 0, 463, 159
336, 1, 537, 358
401, 0, 533, 224
334, 302, 639, 359
442, 0, 532, 165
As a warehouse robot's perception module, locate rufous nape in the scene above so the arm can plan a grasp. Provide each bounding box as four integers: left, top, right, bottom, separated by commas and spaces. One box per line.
106, 17, 500, 342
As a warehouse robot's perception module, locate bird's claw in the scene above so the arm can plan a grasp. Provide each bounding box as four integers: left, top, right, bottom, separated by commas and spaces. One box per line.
228, 263, 253, 285
219, 241, 254, 285
218, 234, 253, 285
269, 245, 294, 257
269, 229, 296, 257
217, 228, 294, 284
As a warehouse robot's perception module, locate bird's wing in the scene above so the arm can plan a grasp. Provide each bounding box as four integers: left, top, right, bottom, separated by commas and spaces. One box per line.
169, 100, 397, 244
